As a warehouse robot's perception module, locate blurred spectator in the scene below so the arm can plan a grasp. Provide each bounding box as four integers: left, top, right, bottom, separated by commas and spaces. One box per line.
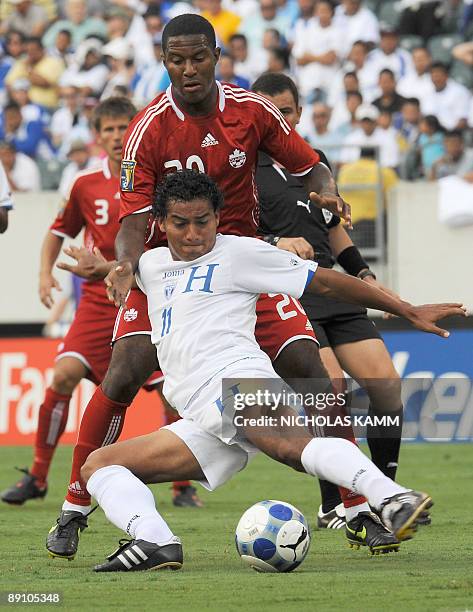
452, 40, 473, 66
420, 61, 471, 130
131, 33, 170, 108
42, 0, 107, 48
367, 25, 415, 82
397, 46, 432, 99
430, 130, 473, 179
344, 39, 378, 101
0, 100, 54, 159
331, 90, 363, 139
341, 103, 400, 168
239, 0, 291, 55
276, 0, 299, 27
292, 0, 341, 100
3, 29, 25, 62
0, 140, 41, 191
131, 7, 163, 70
413, 114, 445, 178
5, 36, 65, 110
202, 0, 241, 46
327, 71, 360, 128
0, 0, 48, 38
338, 146, 398, 248
100, 38, 134, 101
0, 159, 14, 233
58, 139, 100, 197
290, 0, 317, 48
50, 85, 92, 159
8, 77, 49, 123
228, 33, 267, 83
398, 0, 444, 40
223, 0, 259, 19
372, 69, 407, 115
217, 52, 250, 88
59, 39, 109, 96
395, 97, 421, 147
48, 29, 75, 67
105, 7, 130, 40
303, 102, 343, 161
334, 0, 380, 58
0, 31, 24, 106
267, 47, 291, 74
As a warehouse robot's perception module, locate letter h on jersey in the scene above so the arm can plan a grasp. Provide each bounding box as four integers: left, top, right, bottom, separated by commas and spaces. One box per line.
183, 264, 219, 294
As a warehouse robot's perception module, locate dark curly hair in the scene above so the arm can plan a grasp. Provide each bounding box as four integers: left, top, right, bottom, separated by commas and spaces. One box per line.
153, 170, 224, 219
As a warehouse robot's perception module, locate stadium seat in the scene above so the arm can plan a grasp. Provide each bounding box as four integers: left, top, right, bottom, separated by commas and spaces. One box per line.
450, 59, 473, 89
428, 34, 464, 64
377, 2, 402, 28
399, 35, 424, 52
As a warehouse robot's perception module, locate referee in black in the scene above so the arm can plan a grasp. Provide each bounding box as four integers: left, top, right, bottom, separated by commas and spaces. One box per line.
252, 73, 403, 530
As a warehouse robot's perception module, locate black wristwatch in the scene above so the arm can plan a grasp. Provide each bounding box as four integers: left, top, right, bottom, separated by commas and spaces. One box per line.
358, 269, 376, 281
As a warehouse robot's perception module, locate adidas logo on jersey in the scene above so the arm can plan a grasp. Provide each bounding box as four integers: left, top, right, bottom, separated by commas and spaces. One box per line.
201, 133, 219, 148
305, 320, 313, 332
124, 308, 138, 322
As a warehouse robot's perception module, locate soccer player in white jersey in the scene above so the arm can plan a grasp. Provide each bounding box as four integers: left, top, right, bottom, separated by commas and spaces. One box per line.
81, 171, 465, 572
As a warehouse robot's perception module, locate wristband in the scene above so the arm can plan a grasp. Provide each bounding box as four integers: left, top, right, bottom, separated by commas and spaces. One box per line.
358, 268, 376, 281
262, 235, 280, 246
336, 245, 369, 277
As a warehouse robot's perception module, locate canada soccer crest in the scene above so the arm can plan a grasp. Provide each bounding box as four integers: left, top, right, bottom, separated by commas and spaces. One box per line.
229, 149, 246, 168
124, 308, 138, 322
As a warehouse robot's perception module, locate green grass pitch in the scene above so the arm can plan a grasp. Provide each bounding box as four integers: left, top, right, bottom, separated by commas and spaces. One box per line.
0, 444, 472, 612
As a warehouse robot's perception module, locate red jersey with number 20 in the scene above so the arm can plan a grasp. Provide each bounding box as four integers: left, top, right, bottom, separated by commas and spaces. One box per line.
50, 158, 121, 300
120, 81, 320, 236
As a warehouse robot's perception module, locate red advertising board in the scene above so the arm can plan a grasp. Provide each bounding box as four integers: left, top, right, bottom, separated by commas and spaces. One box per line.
0, 338, 164, 445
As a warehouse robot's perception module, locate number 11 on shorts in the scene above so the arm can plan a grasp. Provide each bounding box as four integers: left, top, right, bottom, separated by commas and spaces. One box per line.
161, 307, 172, 337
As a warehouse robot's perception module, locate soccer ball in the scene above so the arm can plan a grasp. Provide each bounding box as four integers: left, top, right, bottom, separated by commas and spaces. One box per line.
235, 500, 311, 573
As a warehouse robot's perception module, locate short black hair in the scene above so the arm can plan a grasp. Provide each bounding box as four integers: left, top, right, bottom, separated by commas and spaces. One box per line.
229, 33, 247, 45
93, 96, 136, 131
403, 97, 420, 107
251, 72, 299, 107
162, 14, 216, 52
445, 129, 463, 140
379, 68, 395, 79
421, 114, 443, 132
431, 61, 448, 72
58, 29, 72, 38
360, 147, 376, 159
154, 170, 224, 219
25, 36, 43, 48
347, 90, 363, 102
4, 101, 21, 114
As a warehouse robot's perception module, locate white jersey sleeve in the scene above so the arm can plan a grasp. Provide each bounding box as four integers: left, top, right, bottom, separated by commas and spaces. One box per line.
0, 161, 14, 210
228, 237, 317, 298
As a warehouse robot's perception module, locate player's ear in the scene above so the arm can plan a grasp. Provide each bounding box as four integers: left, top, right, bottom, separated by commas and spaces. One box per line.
213, 47, 221, 63
214, 211, 220, 225
158, 216, 166, 233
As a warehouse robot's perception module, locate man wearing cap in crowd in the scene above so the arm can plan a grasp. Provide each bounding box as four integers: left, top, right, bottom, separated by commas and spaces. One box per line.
341, 103, 400, 168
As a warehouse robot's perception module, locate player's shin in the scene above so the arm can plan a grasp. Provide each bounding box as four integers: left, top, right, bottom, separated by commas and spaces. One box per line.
64, 386, 129, 510
86, 465, 175, 545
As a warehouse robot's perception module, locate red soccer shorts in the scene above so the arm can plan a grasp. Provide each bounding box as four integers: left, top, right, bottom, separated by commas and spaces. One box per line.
112, 289, 317, 364
56, 295, 117, 385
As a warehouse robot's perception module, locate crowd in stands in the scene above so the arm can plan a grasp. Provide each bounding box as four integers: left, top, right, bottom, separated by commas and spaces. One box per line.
2, 0, 473, 243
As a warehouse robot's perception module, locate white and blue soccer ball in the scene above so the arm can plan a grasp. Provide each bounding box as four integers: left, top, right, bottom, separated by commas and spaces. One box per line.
235, 500, 311, 573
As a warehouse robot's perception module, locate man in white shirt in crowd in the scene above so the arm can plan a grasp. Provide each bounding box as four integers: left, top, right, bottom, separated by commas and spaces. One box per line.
341, 104, 400, 168
397, 46, 432, 100
367, 24, 415, 84
420, 61, 471, 131
239, 0, 291, 56
334, 0, 379, 58
227, 33, 267, 84
0, 159, 14, 233
0, 140, 40, 192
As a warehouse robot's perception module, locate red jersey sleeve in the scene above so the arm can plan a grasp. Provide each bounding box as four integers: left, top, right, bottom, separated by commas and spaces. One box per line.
50, 178, 85, 239
119, 102, 161, 221
255, 95, 320, 175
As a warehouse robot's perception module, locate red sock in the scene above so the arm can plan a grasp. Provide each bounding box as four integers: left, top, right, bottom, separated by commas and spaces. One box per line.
65, 386, 129, 506
164, 405, 192, 492
31, 388, 71, 486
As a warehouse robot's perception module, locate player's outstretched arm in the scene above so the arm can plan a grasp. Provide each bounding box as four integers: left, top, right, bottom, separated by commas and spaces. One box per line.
300, 164, 352, 228
105, 212, 149, 307
306, 267, 466, 337
39, 232, 64, 309
57, 245, 114, 280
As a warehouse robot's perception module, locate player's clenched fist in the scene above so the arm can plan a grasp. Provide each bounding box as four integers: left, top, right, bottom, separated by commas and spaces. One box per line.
105, 261, 134, 308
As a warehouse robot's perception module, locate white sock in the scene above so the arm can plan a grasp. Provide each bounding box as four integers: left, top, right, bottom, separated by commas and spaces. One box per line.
62, 500, 91, 515
86, 465, 175, 545
344, 502, 371, 522
301, 438, 408, 510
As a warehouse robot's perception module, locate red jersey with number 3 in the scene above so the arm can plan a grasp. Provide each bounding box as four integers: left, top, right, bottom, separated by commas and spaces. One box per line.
119, 81, 320, 236
50, 158, 121, 300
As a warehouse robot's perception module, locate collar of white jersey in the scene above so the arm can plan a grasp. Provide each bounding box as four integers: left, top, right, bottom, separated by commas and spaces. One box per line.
102, 157, 111, 179
166, 81, 226, 121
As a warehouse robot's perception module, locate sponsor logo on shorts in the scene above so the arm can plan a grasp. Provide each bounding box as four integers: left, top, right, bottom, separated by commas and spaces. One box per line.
229, 148, 246, 168
124, 308, 138, 322
120, 160, 136, 191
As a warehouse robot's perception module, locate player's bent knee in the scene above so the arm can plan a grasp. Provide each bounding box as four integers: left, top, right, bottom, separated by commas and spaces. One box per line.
51, 363, 83, 395
81, 448, 111, 484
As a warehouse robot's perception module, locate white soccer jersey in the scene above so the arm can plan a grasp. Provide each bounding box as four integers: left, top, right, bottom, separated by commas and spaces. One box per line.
136, 234, 317, 411
0, 161, 14, 210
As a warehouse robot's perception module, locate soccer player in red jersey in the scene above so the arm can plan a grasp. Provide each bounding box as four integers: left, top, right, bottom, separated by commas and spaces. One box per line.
0, 98, 201, 523
46, 14, 395, 559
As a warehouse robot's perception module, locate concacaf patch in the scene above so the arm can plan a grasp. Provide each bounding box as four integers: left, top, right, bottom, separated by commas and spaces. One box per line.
120, 160, 136, 192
